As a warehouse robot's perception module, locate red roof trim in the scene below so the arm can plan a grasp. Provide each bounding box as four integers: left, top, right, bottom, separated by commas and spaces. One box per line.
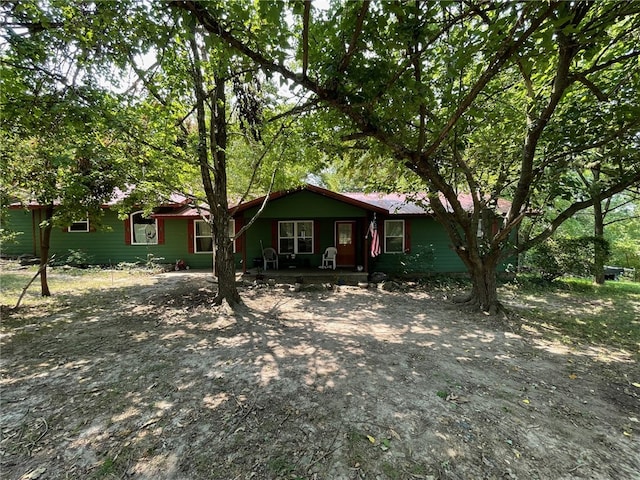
9, 185, 512, 218
151, 205, 207, 219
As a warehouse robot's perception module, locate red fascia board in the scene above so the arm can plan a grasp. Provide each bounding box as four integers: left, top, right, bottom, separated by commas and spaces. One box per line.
151, 206, 205, 219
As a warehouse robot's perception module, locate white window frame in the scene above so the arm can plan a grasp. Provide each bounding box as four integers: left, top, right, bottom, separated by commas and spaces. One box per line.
130, 211, 158, 245
278, 220, 313, 254
193, 218, 236, 254
194, 219, 213, 254
68, 219, 89, 232
384, 219, 405, 254
229, 218, 236, 253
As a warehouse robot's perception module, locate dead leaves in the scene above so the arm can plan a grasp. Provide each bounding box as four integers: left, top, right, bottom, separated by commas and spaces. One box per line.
19, 467, 46, 480
445, 393, 470, 405
436, 390, 471, 405
364, 428, 401, 452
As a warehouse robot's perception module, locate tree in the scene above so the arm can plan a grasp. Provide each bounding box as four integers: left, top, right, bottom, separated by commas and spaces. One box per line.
1, 2, 130, 295
2, 1, 324, 307
530, 187, 640, 283
174, 0, 640, 313
115, 10, 306, 307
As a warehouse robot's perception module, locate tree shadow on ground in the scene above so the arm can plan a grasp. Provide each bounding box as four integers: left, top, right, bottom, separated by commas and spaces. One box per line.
1, 274, 638, 480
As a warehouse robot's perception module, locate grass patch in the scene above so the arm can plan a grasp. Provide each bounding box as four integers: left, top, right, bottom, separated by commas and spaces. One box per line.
505, 276, 640, 352
0, 264, 156, 309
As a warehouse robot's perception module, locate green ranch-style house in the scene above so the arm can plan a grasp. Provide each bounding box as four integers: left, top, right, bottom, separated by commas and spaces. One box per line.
3, 184, 515, 277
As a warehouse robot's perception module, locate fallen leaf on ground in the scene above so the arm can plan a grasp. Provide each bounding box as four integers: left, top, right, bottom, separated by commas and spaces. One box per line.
446, 393, 470, 404
20, 467, 46, 480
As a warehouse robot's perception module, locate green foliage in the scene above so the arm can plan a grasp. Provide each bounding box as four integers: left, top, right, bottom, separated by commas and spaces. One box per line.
51, 249, 93, 268
538, 193, 640, 276
172, 1, 640, 312
607, 213, 640, 273
527, 236, 611, 281
136, 253, 166, 270
1, 0, 133, 225
389, 244, 436, 277
0, 228, 22, 246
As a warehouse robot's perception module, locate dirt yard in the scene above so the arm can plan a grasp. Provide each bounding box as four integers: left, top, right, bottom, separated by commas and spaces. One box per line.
1, 268, 638, 480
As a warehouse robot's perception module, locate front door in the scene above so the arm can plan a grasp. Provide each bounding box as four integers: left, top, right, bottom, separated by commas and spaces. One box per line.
336, 221, 356, 267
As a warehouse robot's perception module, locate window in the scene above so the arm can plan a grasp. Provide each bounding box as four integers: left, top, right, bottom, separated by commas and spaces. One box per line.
278, 220, 313, 254
194, 219, 213, 253
193, 218, 236, 253
131, 211, 158, 245
228, 218, 236, 253
384, 219, 405, 253
68, 219, 89, 232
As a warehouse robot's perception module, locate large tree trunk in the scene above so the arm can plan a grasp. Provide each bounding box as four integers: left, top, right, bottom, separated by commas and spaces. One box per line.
214, 232, 241, 305
458, 254, 502, 315
189, 30, 241, 307
39, 204, 54, 297
210, 76, 241, 306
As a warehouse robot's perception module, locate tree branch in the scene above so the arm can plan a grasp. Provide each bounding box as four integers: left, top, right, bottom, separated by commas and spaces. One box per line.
582, 50, 640, 76
604, 215, 640, 227
302, 0, 310, 79
508, 6, 581, 223
573, 73, 608, 101
518, 170, 640, 252
337, 0, 370, 74
422, 2, 559, 160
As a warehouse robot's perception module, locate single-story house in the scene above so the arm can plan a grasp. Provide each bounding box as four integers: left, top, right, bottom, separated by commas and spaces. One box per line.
2, 184, 515, 275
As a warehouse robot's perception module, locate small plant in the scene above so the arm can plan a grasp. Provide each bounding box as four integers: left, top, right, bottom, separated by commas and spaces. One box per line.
394, 244, 436, 276
93, 457, 117, 478
60, 249, 92, 268
136, 253, 165, 270
267, 456, 297, 476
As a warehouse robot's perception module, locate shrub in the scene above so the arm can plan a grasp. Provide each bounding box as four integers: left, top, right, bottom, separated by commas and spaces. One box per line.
527, 236, 610, 281
52, 249, 93, 268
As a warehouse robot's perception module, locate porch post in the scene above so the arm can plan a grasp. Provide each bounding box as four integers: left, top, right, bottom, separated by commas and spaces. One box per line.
362, 216, 369, 273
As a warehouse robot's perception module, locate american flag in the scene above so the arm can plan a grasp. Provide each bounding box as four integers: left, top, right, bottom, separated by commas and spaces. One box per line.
368, 219, 381, 257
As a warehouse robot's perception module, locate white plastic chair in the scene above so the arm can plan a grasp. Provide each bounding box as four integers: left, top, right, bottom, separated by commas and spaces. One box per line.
263, 247, 278, 270
321, 247, 337, 270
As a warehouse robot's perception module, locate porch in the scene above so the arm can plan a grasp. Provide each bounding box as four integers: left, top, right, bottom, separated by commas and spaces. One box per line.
241, 267, 369, 285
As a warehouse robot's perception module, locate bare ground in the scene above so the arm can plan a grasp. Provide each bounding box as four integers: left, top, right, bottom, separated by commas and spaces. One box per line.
1, 269, 639, 480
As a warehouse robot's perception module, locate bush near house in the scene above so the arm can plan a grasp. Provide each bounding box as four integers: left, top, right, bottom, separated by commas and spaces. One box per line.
527, 236, 610, 281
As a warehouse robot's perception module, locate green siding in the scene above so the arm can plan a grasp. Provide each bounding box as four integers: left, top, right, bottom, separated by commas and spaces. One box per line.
5, 189, 514, 275
371, 217, 467, 274
2, 208, 214, 269
243, 190, 367, 219
2, 209, 37, 257
240, 191, 370, 269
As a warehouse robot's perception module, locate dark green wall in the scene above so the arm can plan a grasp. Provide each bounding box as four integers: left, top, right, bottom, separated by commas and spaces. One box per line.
368, 217, 467, 274
239, 190, 369, 269
4, 191, 514, 275
244, 190, 367, 219
2, 208, 215, 269
2, 209, 36, 257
